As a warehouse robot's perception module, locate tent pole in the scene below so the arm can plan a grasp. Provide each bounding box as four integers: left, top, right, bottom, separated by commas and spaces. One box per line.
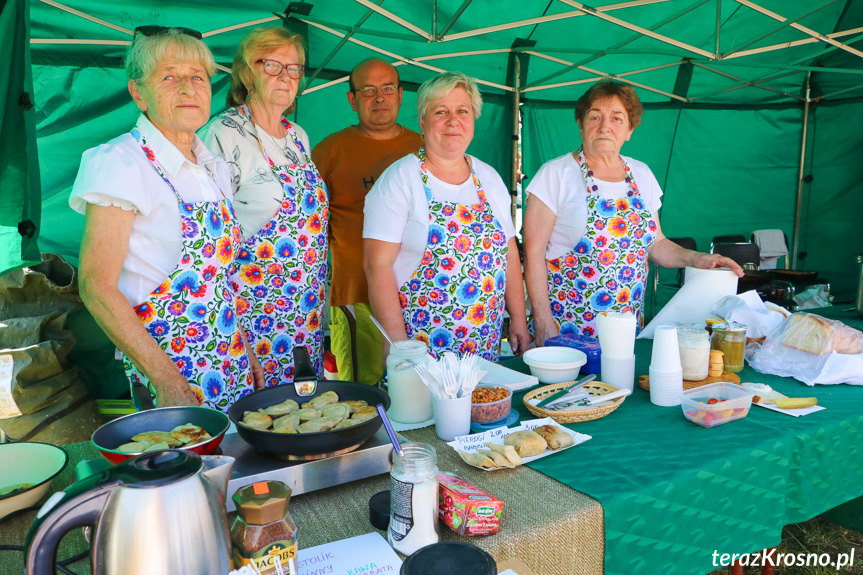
510, 54, 521, 225
791, 72, 811, 271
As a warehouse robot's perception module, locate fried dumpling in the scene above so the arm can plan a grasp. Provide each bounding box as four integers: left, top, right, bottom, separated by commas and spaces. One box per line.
350, 410, 378, 424
308, 391, 339, 410
273, 414, 300, 431
504, 430, 548, 458
273, 425, 298, 434
132, 431, 182, 448
533, 424, 574, 450
334, 418, 361, 429
339, 400, 368, 414
321, 403, 350, 422
298, 416, 339, 433
117, 442, 147, 454
485, 442, 522, 466
259, 398, 299, 417
170, 424, 211, 445
458, 450, 496, 469
143, 441, 170, 452
295, 407, 321, 421
477, 448, 515, 468
242, 411, 273, 430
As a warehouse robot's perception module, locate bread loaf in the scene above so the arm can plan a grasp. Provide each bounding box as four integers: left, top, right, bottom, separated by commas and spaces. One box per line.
780, 314, 863, 355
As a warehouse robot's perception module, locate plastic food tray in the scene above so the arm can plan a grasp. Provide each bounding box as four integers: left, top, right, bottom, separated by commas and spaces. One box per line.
680, 382, 754, 428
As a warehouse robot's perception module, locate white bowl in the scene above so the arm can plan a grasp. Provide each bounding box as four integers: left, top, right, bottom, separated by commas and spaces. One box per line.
0, 442, 68, 520
523, 347, 587, 384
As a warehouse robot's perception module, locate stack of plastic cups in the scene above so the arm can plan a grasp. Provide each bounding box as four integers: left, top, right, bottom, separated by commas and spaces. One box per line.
597, 312, 637, 391
649, 324, 684, 406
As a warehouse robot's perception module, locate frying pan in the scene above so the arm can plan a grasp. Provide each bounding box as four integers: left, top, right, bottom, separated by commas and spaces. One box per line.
228, 381, 391, 457
91, 406, 230, 465
772, 269, 819, 285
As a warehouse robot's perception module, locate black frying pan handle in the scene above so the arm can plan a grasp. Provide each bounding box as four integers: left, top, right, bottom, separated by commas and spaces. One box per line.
292, 346, 316, 381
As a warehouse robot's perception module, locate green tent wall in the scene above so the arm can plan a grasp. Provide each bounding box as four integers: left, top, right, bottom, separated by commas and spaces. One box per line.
17, 0, 863, 303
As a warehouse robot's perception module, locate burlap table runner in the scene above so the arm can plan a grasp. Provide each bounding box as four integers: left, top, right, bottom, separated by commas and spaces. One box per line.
1, 429, 604, 575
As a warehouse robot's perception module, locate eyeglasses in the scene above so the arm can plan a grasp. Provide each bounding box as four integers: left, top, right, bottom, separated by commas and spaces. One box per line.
257, 59, 305, 79
133, 26, 203, 41
354, 84, 400, 98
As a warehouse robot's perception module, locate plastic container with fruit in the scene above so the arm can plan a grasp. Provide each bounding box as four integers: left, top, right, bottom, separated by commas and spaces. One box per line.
680, 382, 754, 428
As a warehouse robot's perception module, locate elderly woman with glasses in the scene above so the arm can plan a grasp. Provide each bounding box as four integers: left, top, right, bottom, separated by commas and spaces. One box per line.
363, 71, 529, 362
203, 27, 328, 387
70, 27, 263, 411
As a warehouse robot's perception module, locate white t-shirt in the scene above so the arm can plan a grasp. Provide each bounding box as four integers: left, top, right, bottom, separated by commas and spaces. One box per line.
201, 107, 313, 240
69, 114, 233, 307
526, 152, 663, 260
363, 154, 517, 286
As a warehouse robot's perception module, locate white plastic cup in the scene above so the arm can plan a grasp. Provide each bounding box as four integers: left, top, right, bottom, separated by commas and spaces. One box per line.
596, 312, 637, 359
432, 395, 472, 441
649, 365, 684, 407
651, 325, 682, 372
600, 354, 635, 392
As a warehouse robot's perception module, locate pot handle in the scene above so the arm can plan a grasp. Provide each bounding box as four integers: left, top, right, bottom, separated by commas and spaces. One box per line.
25, 477, 118, 575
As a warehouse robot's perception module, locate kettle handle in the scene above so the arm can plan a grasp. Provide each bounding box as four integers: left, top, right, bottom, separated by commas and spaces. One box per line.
25, 481, 118, 575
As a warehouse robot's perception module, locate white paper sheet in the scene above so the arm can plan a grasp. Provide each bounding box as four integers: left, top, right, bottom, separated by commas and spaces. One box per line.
477, 357, 539, 392
639, 267, 738, 339
297, 532, 402, 575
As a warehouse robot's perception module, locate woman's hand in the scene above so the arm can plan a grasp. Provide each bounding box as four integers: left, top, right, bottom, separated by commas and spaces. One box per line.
155, 376, 200, 407
242, 331, 266, 389
507, 318, 531, 357
692, 252, 745, 277
533, 315, 559, 348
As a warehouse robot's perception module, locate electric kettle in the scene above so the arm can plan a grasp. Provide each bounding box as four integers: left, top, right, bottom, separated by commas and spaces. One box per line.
25, 450, 234, 575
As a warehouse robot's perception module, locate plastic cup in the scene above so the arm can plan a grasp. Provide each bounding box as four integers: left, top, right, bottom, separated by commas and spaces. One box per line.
596, 312, 637, 359
600, 354, 635, 392
651, 325, 682, 372
432, 395, 472, 441
649, 366, 683, 407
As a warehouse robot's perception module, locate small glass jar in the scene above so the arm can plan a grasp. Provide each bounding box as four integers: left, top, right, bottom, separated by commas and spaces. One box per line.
388, 442, 440, 555
711, 323, 747, 373
386, 341, 433, 424
678, 327, 710, 381
231, 481, 297, 575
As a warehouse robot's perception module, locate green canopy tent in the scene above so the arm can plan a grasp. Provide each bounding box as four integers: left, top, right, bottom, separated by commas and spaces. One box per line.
13, 0, 863, 306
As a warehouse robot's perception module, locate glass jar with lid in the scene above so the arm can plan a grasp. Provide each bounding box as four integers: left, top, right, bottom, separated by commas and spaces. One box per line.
389, 442, 440, 555
231, 481, 297, 575
711, 323, 747, 373
677, 327, 710, 381
386, 341, 433, 424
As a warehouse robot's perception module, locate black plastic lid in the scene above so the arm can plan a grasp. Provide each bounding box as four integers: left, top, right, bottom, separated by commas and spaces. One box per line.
369, 490, 390, 531
400, 542, 496, 575
113, 450, 201, 487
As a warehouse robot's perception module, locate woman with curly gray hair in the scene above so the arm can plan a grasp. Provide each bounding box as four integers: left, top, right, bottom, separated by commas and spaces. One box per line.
71, 27, 263, 412
363, 71, 529, 363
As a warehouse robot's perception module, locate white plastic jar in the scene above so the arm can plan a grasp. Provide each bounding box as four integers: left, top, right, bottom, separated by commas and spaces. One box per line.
386, 341, 433, 423
388, 442, 440, 555
677, 327, 710, 381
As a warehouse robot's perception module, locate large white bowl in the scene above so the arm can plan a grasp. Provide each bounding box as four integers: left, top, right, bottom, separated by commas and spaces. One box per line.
0, 442, 68, 520
523, 347, 587, 384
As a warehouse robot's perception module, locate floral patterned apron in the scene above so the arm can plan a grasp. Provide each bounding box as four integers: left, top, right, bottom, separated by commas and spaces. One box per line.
123, 128, 254, 412
232, 105, 328, 385
547, 148, 657, 337
398, 148, 508, 361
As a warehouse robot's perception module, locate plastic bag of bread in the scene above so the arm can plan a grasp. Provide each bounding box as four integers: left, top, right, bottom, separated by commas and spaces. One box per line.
746, 313, 863, 385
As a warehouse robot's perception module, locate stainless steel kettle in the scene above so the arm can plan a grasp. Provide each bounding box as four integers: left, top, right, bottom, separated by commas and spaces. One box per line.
25, 450, 234, 575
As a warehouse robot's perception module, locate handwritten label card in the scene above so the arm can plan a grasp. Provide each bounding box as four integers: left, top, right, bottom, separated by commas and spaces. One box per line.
297, 532, 402, 575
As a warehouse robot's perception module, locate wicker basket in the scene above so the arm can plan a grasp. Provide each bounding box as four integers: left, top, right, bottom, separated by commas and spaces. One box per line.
524, 380, 626, 424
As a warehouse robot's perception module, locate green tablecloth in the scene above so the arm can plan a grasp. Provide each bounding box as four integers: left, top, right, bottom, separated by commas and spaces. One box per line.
516, 307, 863, 575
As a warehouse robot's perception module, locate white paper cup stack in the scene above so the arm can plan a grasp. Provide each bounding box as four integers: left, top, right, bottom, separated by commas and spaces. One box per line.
597, 312, 637, 392
649, 324, 684, 406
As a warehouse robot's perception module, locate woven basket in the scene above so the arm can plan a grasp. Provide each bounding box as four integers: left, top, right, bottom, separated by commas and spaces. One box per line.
524, 380, 625, 424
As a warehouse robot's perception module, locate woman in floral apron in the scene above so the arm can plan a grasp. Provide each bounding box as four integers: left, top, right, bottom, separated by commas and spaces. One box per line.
363, 72, 530, 362
204, 27, 328, 385
523, 81, 743, 345
72, 28, 261, 411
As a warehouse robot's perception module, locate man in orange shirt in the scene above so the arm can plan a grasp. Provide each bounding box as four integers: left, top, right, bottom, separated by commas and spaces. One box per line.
313, 58, 423, 384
